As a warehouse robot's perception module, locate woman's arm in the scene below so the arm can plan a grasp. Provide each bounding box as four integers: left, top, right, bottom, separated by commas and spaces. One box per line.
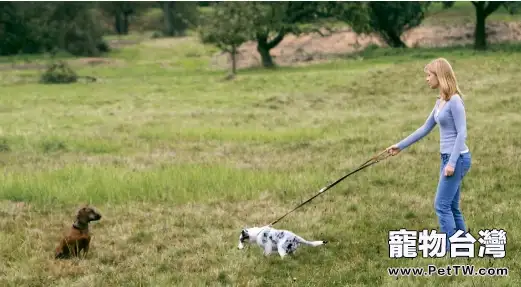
396, 102, 438, 151
447, 95, 467, 167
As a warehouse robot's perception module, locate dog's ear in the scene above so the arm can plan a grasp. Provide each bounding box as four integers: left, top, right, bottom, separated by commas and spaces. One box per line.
239, 228, 249, 245
77, 204, 87, 214
76, 206, 89, 224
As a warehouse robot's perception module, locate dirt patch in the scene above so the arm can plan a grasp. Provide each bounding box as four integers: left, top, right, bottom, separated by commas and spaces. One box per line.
211, 22, 521, 69
141, 37, 199, 48
0, 57, 124, 72
0, 63, 48, 71
403, 21, 521, 47
69, 57, 125, 67
106, 38, 142, 49
210, 28, 384, 70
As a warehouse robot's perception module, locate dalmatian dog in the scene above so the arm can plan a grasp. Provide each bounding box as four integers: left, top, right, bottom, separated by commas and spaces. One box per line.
237, 225, 328, 258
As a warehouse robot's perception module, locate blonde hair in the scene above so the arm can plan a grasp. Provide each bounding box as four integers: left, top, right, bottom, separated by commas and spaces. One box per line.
424, 58, 463, 101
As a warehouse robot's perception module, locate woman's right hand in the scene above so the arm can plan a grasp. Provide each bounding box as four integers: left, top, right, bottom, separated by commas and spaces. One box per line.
386, 144, 401, 156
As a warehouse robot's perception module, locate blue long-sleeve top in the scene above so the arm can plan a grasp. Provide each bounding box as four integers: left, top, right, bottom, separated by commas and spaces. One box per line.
397, 94, 469, 168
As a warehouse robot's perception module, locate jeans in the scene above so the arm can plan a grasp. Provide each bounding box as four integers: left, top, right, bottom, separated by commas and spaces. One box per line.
435, 152, 472, 252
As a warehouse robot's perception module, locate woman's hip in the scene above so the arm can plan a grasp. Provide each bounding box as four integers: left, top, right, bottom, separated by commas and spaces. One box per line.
440, 152, 472, 177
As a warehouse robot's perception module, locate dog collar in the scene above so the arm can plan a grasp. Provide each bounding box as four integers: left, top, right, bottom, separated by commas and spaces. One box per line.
72, 222, 87, 230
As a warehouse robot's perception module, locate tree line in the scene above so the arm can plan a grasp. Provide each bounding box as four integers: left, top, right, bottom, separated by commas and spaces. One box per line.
1, 1, 519, 70
199, 1, 520, 74
0, 1, 200, 56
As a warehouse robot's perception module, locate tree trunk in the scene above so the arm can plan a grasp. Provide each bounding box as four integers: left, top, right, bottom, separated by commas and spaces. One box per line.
256, 31, 285, 68
474, 2, 486, 50
472, 1, 503, 50
384, 30, 407, 48
231, 45, 237, 75
122, 13, 129, 35
256, 41, 274, 68
115, 13, 122, 35
163, 2, 174, 36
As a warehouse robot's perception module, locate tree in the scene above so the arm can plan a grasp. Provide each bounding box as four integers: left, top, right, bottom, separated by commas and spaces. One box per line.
198, 2, 335, 69
442, 1, 519, 50
196, 2, 331, 68
472, 1, 503, 50
248, 2, 330, 68
0, 2, 108, 56
337, 2, 431, 48
47, 2, 109, 56
160, 1, 199, 37
98, 2, 149, 35
471, 1, 521, 50
198, 2, 255, 75
197, 1, 217, 7
441, 1, 455, 9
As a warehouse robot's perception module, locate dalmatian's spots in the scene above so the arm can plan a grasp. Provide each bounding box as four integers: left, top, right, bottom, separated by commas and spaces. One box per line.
261, 231, 269, 244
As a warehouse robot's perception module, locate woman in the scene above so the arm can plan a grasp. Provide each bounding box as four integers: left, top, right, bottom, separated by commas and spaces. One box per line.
386, 58, 472, 253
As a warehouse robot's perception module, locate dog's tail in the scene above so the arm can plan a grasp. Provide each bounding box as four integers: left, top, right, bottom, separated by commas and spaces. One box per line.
306, 240, 328, 247
296, 235, 328, 247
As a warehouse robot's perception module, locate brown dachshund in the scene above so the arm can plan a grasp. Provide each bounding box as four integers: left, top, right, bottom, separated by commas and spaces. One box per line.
55, 205, 102, 259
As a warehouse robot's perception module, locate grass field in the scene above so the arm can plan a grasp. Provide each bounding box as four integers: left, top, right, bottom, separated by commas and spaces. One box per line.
1, 10, 521, 287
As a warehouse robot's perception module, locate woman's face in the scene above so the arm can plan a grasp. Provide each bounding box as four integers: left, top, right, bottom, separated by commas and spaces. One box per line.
425, 70, 439, 90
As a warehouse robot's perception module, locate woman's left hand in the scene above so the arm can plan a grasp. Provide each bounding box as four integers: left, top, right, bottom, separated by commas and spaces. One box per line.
444, 165, 455, 176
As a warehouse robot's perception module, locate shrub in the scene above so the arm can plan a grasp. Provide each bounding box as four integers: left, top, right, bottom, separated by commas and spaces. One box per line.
40, 61, 78, 84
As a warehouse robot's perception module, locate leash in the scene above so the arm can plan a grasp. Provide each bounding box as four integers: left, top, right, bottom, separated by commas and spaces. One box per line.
269, 149, 392, 226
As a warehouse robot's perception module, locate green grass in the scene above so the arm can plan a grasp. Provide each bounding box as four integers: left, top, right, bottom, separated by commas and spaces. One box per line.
1, 22, 521, 287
